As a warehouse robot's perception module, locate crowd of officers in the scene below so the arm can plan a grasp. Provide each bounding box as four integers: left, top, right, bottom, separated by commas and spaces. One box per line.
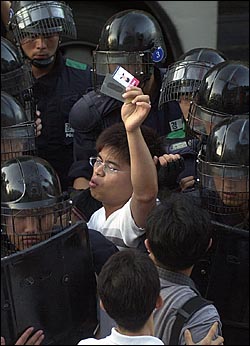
1, 1, 249, 345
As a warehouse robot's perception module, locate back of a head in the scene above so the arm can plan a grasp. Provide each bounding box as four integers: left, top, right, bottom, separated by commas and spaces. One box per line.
198, 114, 249, 219
187, 60, 249, 139
145, 193, 212, 270
1, 91, 36, 161
97, 249, 160, 332
96, 122, 162, 164
93, 9, 167, 88
1, 155, 72, 255
159, 47, 227, 106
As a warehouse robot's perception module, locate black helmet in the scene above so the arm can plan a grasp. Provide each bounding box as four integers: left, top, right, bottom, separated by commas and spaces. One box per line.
159, 47, 226, 107
9, 1, 77, 44
187, 60, 249, 138
93, 9, 167, 88
197, 115, 249, 218
9, 1, 76, 69
1, 91, 36, 161
1, 155, 72, 255
1, 36, 35, 118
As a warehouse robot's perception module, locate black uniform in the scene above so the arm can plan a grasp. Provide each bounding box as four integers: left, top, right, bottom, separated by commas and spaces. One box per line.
184, 185, 249, 346
33, 51, 92, 191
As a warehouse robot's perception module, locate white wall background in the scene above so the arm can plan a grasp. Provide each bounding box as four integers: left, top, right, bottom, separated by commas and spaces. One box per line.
157, 1, 218, 52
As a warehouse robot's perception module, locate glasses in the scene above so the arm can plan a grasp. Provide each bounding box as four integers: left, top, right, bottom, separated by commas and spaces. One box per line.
89, 157, 128, 174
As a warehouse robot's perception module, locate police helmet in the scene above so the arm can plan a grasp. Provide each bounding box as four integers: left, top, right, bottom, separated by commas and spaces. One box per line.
198, 115, 249, 218
1, 155, 72, 255
93, 9, 167, 88
159, 47, 227, 107
9, 1, 76, 44
187, 60, 249, 138
1, 36, 34, 112
1, 91, 36, 161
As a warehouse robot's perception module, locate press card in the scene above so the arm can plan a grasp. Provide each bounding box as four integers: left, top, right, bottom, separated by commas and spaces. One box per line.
112, 66, 140, 88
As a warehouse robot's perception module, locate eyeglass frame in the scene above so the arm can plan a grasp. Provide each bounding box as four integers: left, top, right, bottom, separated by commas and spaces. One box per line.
89, 156, 129, 174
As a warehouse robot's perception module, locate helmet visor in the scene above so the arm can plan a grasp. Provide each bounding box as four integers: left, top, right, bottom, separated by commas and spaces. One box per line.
198, 157, 249, 215
11, 1, 76, 43
159, 61, 212, 106
1, 202, 72, 254
187, 102, 231, 137
1, 122, 36, 160
1, 63, 34, 97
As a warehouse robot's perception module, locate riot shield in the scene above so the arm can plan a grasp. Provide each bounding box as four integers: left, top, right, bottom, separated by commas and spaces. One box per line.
1, 221, 98, 345
191, 221, 249, 345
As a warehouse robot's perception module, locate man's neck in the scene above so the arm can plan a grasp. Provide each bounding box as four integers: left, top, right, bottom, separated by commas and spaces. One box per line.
149, 253, 193, 277
116, 314, 154, 337
104, 202, 126, 219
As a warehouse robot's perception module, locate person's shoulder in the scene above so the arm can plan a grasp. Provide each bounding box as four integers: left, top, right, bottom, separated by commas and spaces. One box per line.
65, 57, 89, 71
77, 337, 104, 345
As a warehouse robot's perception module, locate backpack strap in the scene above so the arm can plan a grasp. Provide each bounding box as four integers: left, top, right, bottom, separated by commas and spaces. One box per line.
169, 295, 213, 345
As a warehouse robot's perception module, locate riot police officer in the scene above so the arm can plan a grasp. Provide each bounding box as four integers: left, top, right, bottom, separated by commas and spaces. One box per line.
191, 115, 249, 345
187, 60, 249, 139
180, 60, 249, 192
8, 1, 93, 191
1, 155, 73, 256
158, 47, 227, 188
1, 155, 98, 345
1, 36, 35, 121
68, 9, 183, 190
1, 91, 36, 162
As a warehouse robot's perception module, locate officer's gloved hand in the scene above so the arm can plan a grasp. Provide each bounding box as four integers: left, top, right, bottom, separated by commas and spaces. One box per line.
156, 154, 185, 191
179, 175, 196, 192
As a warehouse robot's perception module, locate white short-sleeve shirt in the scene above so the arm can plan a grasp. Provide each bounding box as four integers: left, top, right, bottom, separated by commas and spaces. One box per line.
87, 199, 145, 250
77, 327, 164, 345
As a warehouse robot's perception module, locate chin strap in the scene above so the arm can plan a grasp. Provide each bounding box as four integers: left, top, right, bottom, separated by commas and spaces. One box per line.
31, 55, 55, 68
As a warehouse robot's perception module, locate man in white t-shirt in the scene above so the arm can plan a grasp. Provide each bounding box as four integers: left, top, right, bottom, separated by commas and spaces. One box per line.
78, 249, 164, 345
87, 86, 161, 251
77, 250, 224, 346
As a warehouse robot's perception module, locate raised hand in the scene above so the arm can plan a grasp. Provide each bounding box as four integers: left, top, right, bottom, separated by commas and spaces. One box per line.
121, 86, 151, 132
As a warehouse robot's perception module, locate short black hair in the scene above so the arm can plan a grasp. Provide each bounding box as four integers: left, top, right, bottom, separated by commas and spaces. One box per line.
97, 249, 160, 332
96, 122, 162, 165
146, 193, 212, 270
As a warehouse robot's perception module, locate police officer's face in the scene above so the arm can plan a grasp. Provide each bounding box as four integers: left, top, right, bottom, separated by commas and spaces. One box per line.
6, 211, 54, 250
179, 97, 191, 120
21, 33, 60, 62
213, 175, 249, 208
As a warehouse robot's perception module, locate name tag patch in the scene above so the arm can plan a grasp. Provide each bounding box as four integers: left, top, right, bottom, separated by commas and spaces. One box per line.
169, 118, 183, 132
65, 123, 74, 138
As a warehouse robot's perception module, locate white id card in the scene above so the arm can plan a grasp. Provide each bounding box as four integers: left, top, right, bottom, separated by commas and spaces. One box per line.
112, 66, 140, 88
100, 66, 140, 102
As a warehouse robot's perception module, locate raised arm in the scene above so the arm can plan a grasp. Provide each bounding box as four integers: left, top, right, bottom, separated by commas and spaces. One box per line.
121, 86, 158, 228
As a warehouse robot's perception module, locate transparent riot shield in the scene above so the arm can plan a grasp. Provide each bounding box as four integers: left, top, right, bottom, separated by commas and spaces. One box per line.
1, 221, 98, 345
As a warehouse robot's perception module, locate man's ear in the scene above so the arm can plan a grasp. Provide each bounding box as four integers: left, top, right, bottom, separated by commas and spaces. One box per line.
100, 299, 106, 312
144, 238, 151, 253
155, 294, 163, 310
